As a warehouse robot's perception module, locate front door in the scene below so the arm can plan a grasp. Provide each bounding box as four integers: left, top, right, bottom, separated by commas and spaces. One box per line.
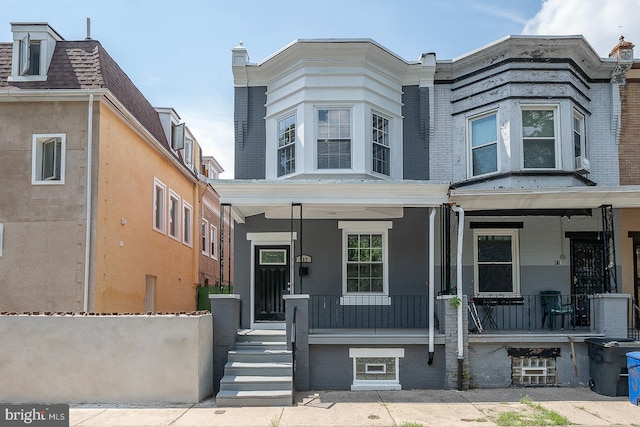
254, 246, 290, 322
570, 238, 605, 327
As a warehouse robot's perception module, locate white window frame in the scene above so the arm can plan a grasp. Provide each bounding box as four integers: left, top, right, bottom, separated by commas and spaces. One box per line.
521, 105, 560, 170
0, 223, 4, 257
339, 221, 392, 306
171, 123, 185, 151
316, 107, 352, 170
184, 137, 193, 169
32, 133, 65, 185
573, 109, 588, 161
371, 112, 390, 176
468, 111, 498, 177
201, 219, 209, 255
277, 112, 296, 177
9, 32, 48, 82
153, 178, 166, 233
473, 229, 521, 296
211, 224, 218, 260
168, 190, 181, 241
182, 201, 193, 247
349, 348, 404, 391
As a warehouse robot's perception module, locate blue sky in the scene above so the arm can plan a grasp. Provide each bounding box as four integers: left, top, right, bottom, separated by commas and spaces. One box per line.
3, 0, 639, 177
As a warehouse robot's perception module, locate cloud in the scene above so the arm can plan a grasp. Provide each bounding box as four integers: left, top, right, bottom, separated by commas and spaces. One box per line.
471, 3, 529, 26
523, 0, 640, 57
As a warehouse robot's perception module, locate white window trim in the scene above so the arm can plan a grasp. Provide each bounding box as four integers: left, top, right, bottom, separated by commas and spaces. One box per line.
31, 133, 65, 185
349, 348, 404, 391
573, 109, 588, 161
168, 190, 181, 241
467, 110, 499, 178
0, 223, 4, 257
201, 219, 210, 255
211, 224, 218, 260
520, 105, 561, 170
315, 106, 353, 172
339, 221, 392, 306
473, 228, 521, 296
153, 178, 166, 234
9, 33, 48, 82
184, 138, 193, 168
182, 201, 193, 247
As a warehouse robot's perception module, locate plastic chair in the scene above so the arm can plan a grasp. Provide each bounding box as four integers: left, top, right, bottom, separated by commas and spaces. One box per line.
540, 290, 574, 330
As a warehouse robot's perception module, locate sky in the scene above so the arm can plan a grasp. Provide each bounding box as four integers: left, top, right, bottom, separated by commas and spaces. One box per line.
3, 0, 639, 178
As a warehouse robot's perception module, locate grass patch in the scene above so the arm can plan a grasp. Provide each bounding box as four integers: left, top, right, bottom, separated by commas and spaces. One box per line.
492, 396, 571, 426
398, 423, 424, 427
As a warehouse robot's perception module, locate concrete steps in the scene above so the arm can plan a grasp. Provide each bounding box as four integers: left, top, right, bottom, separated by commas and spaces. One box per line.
217, 329, 293, 407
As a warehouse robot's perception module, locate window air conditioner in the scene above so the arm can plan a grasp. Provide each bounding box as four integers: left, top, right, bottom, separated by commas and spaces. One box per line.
575, 156, 590, 173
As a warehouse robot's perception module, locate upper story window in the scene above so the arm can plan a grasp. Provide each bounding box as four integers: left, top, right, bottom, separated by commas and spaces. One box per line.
278, 113, 296, 177
469, 112, 498, 177
184, 138, 193, 169
318, 109, 351, 169
153, 178, 166, 233
522, 107, 558, 169
573, 110, 590, 173
474, 229, 520, 296
32, 134, 65, 185
182, 201, 193, 247
372, 113, 390, 176
168, 191, 180, 240
201, 220, 209, 255
171, 123, 185, 151
19, 35, 40, 75
210, 225, 218, 259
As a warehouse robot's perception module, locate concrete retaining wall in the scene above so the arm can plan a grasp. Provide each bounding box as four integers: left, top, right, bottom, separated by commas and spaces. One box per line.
0, 313, 213, 404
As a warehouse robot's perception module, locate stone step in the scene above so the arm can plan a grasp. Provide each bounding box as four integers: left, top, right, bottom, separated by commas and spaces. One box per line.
216, 389, 293, 407
235, 341, 288, 351
228, 349, 292, 363
220, 375, 292, 391
236, 329, 286, 343
224, 361, 292, 376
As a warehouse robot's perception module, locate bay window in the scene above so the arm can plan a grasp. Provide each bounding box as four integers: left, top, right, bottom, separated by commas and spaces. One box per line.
469, 112, 498, 177
318, 108, 351, 169
522, 107, 557, 169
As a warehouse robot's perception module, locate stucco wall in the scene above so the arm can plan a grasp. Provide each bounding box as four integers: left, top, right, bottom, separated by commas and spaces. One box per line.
94, 105, 198, 312
0, 101, 90, 312
0, 313, 213, 404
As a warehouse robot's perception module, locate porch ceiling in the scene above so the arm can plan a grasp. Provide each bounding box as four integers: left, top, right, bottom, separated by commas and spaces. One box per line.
450, 185, 640, 211
209, 179, 450, 223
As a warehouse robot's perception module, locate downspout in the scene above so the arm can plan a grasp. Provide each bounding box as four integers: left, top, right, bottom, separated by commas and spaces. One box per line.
428, 207, 436, 365
450, 204, 465, 390
83, 93, 94, 312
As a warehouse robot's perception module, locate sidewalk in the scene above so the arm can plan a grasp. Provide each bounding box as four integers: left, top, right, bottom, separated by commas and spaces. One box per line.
70, 387, 639, 427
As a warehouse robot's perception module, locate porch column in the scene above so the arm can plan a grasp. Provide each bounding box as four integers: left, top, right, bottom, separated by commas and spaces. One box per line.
591, 293, 630, 337
210, 294, 241, 391
284, 294, 310, 391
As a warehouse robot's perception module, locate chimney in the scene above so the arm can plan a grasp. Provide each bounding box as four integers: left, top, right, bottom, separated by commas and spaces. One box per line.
609, 35, 634, 61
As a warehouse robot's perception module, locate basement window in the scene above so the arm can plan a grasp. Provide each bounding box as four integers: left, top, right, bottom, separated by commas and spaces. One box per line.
511, 357, 557, 386
349, 348, 404, 391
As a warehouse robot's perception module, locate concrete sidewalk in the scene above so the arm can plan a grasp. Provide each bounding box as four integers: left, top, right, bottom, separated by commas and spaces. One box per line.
70, 387, 639, 427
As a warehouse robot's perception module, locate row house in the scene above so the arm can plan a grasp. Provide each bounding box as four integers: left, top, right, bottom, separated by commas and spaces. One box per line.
210, 35, 638, 405
0, 22, 230, 313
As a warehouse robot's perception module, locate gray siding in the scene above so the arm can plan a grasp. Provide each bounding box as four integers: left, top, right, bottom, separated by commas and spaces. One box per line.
234, 86, 267, 179
402, 86, 429, 180
309, 345, 446, 390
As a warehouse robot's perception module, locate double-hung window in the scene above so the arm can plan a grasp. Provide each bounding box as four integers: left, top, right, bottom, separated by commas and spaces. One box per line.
168, 191, 180, 240
522, 107, 557, 169
153, 179, 166, 233
318, 108, 351, 169
372, 113, 390, 176
339, 221, 391, 305
573, 110, 589, 172
32, 134, 65, 184
201, 220, 209, 255
474, 229, 520, 295
210, 225, 218, 259
277, 113, 296, 177
182, 201, 192, 246
469, 113, 498, 176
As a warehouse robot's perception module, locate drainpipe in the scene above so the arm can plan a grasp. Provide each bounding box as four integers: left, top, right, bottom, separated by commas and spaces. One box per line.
428, 207, 436, 365
450, 204, 465, 390
83, 93, 94, 312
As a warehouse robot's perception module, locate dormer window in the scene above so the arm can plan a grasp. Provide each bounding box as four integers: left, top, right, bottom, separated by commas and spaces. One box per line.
19, 35, 41, 75
9, 23, 63, 82
171, 123, 185, 151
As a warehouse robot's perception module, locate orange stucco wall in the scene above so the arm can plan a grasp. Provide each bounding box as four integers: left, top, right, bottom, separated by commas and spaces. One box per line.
93, 104, 198, 312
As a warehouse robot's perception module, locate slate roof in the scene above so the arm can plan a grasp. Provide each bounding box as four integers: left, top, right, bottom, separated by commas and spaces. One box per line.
0, 40, 169, 149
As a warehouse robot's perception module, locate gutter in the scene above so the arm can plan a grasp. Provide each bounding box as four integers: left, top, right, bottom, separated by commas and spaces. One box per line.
450, 204, 465, 390
428, 207, 436, 365
83, 93, 94, 312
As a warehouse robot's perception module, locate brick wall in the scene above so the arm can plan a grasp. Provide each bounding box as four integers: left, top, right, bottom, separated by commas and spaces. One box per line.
618, 78, 640, 185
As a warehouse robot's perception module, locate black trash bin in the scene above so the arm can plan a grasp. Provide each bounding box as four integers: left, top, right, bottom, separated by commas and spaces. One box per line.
585, 338, 640, 397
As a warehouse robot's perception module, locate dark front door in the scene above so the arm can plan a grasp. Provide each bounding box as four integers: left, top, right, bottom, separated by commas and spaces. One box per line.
570, 238, 605, 327
254, 246, 289, 322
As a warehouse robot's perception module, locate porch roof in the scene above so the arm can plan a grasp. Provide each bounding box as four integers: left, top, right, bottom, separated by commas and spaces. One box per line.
449, 185, 640, 211
209, 179, 450, 223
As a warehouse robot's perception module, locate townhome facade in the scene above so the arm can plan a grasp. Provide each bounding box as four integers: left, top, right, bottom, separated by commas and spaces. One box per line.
211, 34, 637, 404
0, 22, 216, 313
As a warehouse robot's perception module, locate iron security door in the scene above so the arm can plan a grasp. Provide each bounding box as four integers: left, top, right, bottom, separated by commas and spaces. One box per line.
254, 246, 289, 322
570, 238, 604, 327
